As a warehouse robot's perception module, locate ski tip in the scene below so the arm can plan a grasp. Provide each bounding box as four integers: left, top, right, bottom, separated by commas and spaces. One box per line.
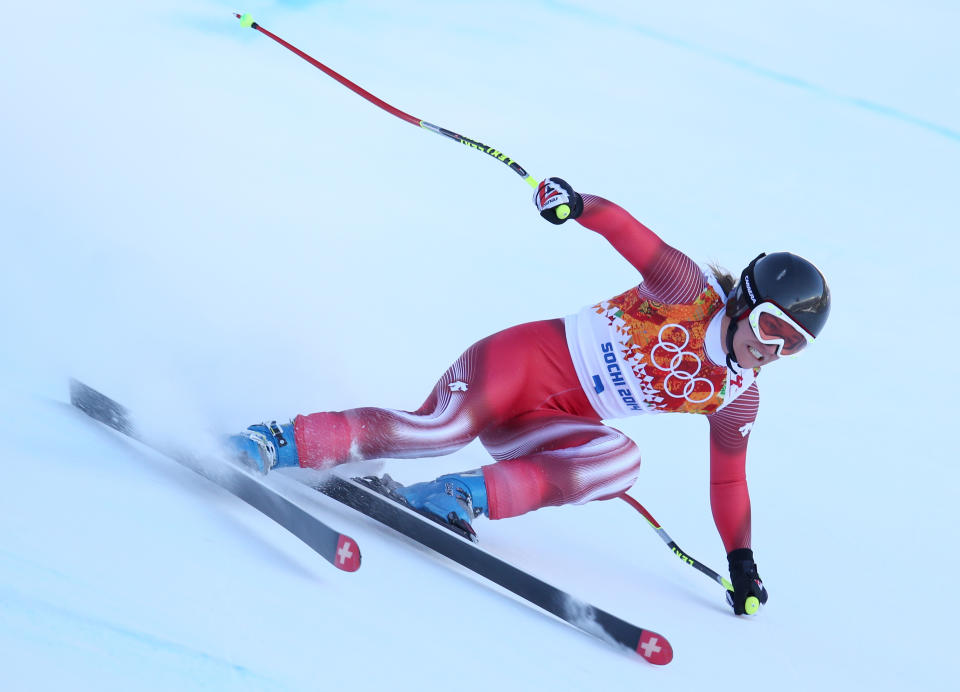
636, 630, 673, 665
333, 534, 361, 572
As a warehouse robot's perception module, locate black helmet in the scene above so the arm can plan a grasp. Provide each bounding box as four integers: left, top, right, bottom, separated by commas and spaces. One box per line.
725, 252, 831, 368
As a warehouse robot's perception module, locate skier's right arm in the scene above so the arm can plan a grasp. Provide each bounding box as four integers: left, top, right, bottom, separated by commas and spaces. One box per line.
533, 177, 700, 287
706, 383, 770, 616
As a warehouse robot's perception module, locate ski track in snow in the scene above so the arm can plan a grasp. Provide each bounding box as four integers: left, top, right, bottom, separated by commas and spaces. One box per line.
545, 0, 960, 142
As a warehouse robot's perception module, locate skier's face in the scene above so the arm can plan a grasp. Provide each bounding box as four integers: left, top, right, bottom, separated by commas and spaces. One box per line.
723, 315, 781, 369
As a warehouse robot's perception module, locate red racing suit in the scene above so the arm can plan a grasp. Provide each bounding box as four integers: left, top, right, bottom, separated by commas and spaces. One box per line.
295, 195, 760, 552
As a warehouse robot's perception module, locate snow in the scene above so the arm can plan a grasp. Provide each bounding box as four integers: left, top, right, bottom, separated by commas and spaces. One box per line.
2, 0, 958, 689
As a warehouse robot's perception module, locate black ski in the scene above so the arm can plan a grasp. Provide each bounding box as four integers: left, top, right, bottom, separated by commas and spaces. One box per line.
69, 379, 361, 572
313, 474, 673, 664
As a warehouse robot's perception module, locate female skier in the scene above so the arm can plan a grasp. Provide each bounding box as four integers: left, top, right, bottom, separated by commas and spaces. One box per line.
231, 177, 831, 616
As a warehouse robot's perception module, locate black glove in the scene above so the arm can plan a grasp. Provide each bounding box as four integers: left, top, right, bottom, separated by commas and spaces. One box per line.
533, 177, 584, 225
726, 548, 769, 615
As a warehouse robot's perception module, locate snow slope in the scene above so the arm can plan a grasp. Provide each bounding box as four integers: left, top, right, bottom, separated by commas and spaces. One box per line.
2, 1, 958, 689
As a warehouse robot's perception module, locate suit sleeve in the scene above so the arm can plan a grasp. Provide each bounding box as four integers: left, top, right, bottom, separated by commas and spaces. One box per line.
706, 382, 760, 553
576, 194, 705, 301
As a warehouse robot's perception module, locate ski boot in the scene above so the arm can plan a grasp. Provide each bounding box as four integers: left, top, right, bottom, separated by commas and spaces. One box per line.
227, 421, 300, 474
390, 469, 488, 538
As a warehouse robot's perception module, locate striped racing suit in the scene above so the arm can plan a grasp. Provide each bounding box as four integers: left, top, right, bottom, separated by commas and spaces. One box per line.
296, 194, 759, 551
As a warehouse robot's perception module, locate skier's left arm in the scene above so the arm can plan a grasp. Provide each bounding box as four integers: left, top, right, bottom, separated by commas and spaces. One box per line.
707, 382, 769, 615
533, 177, 670, 275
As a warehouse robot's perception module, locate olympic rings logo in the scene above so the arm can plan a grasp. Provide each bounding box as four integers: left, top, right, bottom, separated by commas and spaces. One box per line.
650, 324, 715, 403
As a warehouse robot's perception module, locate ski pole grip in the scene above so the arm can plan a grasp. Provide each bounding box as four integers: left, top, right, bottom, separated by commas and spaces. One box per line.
744, 595, 760, 615
556, 203, 571, 221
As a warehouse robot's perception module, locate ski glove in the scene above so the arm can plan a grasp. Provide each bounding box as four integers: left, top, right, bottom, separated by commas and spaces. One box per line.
534, 177, 584, 225
726, 548, 769, 615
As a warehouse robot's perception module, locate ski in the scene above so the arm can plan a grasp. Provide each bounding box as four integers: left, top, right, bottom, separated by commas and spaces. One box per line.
68, 379, 361, 573
312, 474, 673, 664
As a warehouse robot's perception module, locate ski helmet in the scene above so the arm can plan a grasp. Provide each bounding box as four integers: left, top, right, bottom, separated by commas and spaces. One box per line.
724, 252, 831, 368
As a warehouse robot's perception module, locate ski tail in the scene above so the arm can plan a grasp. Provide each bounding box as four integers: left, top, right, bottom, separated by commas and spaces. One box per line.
70, 379, 137, 438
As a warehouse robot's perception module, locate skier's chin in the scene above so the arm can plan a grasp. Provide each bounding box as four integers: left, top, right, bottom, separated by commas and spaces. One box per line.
736, 343, 771, 369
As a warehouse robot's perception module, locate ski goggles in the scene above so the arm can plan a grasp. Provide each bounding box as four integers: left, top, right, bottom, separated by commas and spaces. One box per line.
741, 302, 814, 358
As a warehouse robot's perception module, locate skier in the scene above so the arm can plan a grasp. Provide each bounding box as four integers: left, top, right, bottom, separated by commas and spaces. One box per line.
230, 178, 830, 616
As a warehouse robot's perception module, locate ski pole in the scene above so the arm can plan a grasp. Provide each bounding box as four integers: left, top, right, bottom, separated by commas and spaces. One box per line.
234, 13, 573, 220
619, 494, 760, 614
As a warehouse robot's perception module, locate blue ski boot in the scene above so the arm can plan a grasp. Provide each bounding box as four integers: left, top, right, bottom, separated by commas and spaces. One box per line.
391, 469, 488, 538
227, 421, 300, 474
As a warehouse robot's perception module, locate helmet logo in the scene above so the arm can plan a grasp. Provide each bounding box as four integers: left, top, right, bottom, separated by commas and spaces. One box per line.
743, 275, 758, 305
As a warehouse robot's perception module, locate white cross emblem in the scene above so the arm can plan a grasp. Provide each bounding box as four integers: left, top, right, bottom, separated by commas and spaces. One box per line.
337, 540, 354, 565
739, 422, 754, 438
639, 636, 662, 658
448, 381, 468, 392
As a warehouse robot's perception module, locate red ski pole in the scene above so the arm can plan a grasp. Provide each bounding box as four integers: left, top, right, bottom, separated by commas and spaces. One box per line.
618, 494, 761, 614
234, 13, 573, 220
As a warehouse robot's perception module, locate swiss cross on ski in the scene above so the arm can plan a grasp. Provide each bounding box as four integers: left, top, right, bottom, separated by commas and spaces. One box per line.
336, 535, 360, 572
637, 631, 673, 665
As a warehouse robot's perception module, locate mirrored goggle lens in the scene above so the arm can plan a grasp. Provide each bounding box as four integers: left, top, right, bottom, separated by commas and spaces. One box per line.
756, 312, 808, 355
